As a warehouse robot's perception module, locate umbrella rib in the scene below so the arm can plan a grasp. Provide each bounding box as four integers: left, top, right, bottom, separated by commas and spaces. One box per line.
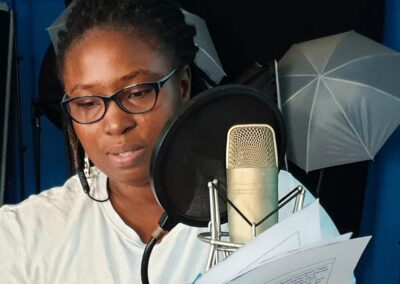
322, 79, 374, 159
325, 77, 400, 102
324, 54, 394, 75
195, 45, 226, 74
303, 51, 321, 75
306, 78, 321, 171
321, 39, 338, 74
282, 77, 317, 107
280, 74, 316, 78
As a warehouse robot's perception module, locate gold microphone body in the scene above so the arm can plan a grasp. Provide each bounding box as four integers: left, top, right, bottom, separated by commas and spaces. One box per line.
226, 124, 279, 244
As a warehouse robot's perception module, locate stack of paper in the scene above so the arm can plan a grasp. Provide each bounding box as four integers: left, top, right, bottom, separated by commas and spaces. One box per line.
196, 200, 370, 284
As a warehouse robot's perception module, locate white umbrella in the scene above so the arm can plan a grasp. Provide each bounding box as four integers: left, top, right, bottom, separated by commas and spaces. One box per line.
278, 31, 400, 172
47, 1, 226, 84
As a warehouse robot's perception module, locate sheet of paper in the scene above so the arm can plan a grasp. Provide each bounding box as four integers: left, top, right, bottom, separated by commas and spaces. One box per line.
197, 200, 322, 283
249, 232, 352, 272
229, 236, 371, 284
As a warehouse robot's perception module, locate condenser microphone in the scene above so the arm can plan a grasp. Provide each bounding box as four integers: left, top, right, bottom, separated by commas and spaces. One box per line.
226, 124, 279, 244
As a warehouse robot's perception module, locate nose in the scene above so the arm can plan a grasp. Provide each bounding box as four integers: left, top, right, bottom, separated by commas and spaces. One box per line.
102, 100, 137, 135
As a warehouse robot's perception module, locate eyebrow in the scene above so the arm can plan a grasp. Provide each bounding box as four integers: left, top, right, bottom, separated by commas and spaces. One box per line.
69, 83, 97, 95
69, 69, 162, 95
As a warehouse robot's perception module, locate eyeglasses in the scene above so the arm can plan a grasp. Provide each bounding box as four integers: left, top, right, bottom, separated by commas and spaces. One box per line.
61, 68, 178, 124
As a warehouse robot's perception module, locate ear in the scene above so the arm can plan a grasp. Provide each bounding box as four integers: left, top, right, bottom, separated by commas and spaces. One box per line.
178, 65, 192, 104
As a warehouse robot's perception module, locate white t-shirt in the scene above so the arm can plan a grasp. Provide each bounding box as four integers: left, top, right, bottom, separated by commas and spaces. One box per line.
0, 168, 339, 284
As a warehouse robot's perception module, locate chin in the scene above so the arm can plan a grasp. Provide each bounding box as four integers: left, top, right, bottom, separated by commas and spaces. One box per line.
108, 168, 152, 188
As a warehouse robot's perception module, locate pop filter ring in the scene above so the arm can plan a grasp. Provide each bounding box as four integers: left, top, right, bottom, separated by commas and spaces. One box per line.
151, 84, 286, 227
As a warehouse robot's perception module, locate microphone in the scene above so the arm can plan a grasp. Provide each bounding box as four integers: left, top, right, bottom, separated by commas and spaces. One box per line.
226, 124, 279, 244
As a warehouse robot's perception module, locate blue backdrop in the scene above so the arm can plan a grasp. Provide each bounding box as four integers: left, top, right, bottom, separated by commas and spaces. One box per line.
4, 0, 68, 203
356, 0, 400, 283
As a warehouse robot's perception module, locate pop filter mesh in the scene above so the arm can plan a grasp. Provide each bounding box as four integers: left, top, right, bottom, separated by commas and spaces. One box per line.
151, 85, 285, 227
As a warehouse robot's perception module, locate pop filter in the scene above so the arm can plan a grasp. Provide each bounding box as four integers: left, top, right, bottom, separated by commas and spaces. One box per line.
150, 84, 285, 227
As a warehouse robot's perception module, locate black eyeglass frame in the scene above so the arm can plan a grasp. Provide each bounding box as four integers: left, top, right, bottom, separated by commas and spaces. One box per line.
60, 68, 178, 124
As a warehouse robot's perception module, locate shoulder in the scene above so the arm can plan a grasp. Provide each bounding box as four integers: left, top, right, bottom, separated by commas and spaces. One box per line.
0, 169, 109, 281
0, 169, 107, 240
0, 174, 83, 278
0, 173, 82, 219
0, 167, 106, 219
0, 168, 107, 249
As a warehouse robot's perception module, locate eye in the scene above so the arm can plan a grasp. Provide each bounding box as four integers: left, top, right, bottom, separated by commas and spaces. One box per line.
71, 97, 102, 109
125, 85, 154, 101
128, 91, 145, 99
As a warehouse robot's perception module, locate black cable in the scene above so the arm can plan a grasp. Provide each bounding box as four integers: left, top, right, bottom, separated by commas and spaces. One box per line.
77, 169, 109, 202
141, 212, 177, 284
74, 138, 109, 202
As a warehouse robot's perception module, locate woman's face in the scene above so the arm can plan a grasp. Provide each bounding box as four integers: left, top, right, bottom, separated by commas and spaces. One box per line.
63, 27, 191, 188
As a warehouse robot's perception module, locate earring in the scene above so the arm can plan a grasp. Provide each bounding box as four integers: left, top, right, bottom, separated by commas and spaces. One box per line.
84, 152, 92, 179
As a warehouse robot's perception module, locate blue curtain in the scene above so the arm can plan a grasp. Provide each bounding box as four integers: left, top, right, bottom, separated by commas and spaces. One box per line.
356, 1, 400, 282
3, 0, 67, 204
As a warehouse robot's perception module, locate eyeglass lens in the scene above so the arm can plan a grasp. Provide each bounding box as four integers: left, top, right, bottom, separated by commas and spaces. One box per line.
67, 84, 157, 124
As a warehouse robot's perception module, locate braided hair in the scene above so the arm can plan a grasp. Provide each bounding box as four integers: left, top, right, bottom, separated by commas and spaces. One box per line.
57, 0, 209, 187
57, 0, 201, 84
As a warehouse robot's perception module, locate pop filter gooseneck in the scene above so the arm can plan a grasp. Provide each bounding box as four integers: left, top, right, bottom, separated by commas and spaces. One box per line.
141, 84, 285, 283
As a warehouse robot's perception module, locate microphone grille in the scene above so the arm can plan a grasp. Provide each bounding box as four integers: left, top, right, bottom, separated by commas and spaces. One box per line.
226, 124, 278, 169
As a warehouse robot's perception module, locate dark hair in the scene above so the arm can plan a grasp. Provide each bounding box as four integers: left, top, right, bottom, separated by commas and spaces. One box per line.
57, 0, 211, 180
57, 0, 210, 94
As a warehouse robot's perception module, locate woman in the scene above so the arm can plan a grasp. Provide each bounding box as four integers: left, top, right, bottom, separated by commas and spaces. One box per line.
0, 0, 214, 283
0, 1, 344, 283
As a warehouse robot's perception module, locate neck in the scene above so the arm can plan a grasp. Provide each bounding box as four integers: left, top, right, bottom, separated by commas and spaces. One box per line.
108, 179, 165, 242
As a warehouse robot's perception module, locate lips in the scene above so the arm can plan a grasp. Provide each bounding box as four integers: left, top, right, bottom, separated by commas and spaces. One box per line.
106, 144, 146, 167
114, 151, 134, 157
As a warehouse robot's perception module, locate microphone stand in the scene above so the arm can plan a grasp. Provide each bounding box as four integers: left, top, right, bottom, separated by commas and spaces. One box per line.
13, 9, 25, 201
197, 179, 306, 270
0, 9, 14, 205
1, 9, 26, 204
